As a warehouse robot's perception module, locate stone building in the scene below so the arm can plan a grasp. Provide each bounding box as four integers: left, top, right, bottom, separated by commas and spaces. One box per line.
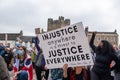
0, 31, 21, 47
47, 16, 70, 31
86, 27, 119, 46
0, 30, 34, 48
47, 16, 118, 46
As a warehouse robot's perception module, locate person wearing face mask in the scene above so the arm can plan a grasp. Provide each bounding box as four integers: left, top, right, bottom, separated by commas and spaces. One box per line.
13, 46, 33, 80
90, 32, 120, 80
62, 64, 84, 80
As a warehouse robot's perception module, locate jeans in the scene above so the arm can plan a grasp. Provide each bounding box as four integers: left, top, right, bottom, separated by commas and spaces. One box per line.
17, 71, 28, 80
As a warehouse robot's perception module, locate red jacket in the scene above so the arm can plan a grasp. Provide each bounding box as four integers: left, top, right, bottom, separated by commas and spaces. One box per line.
14, 55, 33, 80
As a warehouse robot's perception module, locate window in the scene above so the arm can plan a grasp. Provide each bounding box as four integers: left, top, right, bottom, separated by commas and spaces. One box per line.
104, 37, 108, 40
97, 37, 101, 41
111, 37, 115, 42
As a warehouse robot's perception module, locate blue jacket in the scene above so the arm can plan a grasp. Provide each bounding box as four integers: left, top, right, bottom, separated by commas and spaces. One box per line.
34, 37, 45, 67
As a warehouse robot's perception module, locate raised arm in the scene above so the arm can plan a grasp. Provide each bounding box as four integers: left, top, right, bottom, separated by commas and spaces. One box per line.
90, 32, 97, 52
34, 36, 46, 67
34, 37, 40, 52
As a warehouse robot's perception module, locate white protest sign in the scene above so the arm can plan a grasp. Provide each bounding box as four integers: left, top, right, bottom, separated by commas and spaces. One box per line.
39, 22, 93, 69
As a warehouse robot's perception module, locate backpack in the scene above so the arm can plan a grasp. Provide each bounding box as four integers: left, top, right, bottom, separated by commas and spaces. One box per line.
35, 53, 45, 67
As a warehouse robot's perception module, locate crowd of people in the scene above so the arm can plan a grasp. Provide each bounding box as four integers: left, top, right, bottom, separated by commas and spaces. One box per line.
0, 32, 120, 80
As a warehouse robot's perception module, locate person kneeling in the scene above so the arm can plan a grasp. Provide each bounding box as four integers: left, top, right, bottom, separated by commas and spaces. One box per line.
13, 46, 33, 80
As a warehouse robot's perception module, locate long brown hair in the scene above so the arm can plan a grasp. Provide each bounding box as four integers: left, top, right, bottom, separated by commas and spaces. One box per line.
17, 46, 27, 59
22, 46, 27, 58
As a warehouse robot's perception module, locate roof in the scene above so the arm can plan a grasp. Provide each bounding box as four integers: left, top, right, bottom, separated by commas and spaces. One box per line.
0, 32, 35, 43
88, 31, 118, 34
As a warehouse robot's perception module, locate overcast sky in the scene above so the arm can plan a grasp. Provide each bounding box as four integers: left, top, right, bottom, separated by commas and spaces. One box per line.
0, 0, 120, 36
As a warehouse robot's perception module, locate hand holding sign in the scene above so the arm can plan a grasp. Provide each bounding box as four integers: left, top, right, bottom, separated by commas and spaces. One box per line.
63, 64, 68, 72
63, 64, 68, 78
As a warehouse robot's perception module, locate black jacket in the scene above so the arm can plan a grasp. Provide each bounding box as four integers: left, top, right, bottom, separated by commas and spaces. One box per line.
90, 33, 120, 73
2, 51, 13, 65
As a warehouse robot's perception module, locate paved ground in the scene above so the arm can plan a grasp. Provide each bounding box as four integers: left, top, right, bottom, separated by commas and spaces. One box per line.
9, 69, 52, 80
9, 70, 115, 80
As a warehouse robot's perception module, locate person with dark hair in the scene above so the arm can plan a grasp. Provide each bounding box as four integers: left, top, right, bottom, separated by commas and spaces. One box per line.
13, 46, 33, 80
90, 32, 120, 80
62, 64, 84, 80
2, 48, 14, 71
